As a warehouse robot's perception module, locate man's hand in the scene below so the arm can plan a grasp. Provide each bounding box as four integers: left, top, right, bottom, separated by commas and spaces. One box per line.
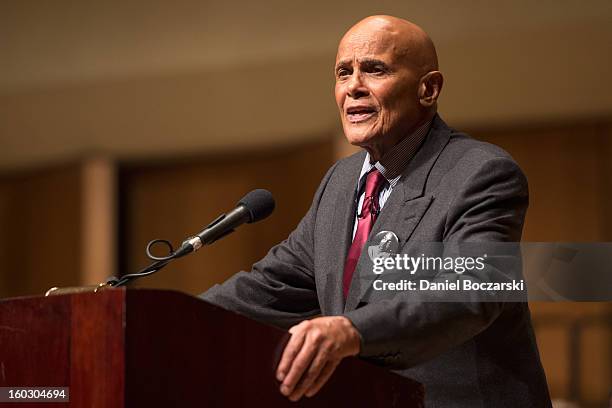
276, 316, 361, 401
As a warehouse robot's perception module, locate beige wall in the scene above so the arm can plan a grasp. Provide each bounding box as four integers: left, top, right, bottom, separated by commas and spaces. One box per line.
0, 141, 333, 297
0, 3, 610, 170
0, 164, 82, 297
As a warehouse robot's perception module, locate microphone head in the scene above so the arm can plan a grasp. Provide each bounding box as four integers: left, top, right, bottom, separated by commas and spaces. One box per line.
237, 189, 275, 223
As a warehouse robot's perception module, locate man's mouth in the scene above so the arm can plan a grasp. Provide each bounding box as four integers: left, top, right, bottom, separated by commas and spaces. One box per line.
345, 106, 377, 123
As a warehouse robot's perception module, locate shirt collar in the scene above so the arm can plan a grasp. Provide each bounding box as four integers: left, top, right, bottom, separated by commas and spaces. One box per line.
357, 119, 432, 191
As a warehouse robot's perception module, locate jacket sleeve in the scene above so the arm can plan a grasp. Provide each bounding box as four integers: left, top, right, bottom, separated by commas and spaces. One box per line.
343, 157, 529, 367
200, 162, 339, 329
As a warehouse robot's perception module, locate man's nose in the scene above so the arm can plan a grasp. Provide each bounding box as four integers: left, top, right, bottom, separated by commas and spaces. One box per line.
347, 72, 369, 99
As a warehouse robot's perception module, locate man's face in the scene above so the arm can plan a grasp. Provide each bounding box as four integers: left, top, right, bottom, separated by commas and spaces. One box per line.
335, 29, 421, 150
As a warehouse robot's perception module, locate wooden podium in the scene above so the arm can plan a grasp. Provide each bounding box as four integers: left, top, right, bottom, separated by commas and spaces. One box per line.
0, 288, 423, 407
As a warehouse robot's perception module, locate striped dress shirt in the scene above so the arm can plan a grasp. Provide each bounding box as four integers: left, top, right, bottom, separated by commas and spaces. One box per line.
352, 120, 432, 239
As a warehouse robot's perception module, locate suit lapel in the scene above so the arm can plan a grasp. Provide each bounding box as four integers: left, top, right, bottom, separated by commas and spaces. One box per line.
319, 152, 363, 316
344, 115, 452, 311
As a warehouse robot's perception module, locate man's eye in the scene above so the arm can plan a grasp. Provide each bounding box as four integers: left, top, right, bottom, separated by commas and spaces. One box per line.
336, 69, 351, 78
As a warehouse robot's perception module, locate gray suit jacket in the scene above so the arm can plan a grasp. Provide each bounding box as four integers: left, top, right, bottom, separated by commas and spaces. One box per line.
202, 115, 552, 407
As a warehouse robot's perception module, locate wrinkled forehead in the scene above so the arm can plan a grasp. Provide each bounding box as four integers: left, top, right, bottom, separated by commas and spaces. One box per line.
336, 26, 414, 65
335, 26, 409, 66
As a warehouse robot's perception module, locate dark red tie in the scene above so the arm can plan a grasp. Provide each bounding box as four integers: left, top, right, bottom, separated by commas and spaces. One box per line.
343, 169, 386, 299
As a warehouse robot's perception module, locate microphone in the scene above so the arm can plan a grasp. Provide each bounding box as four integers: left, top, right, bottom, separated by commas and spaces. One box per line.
173, 189, 275, 258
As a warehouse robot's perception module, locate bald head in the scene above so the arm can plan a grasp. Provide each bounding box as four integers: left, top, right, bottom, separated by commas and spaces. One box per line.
334, 15, 443, 161
338, 15, 438, 75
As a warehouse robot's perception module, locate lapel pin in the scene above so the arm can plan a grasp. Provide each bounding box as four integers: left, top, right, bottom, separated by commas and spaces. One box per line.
368, 231, 400, 262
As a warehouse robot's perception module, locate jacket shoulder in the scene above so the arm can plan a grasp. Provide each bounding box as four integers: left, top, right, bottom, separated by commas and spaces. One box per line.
437, 127, 525, 178
446, 130, 517, 163
425, 122, 528, 198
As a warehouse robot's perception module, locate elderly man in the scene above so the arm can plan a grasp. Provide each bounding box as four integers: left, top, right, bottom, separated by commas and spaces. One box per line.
202, 15, 551, 407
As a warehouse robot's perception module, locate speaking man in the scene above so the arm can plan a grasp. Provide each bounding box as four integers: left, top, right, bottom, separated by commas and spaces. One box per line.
202, 15, 551, 407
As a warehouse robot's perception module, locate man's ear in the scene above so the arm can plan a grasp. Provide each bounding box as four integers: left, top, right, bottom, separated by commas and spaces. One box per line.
418, 71, 443, 108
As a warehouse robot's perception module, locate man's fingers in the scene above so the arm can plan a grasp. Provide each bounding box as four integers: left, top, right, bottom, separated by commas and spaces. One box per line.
287, 348, 330, 401
276, 328, 306, 382
279, 336, 317, 397
277, 317, 359, 401
305, 360, 339, 398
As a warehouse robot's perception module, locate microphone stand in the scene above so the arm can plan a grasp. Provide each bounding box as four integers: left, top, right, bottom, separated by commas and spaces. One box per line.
46, 238, 188, 296
109, 212, 234, 287
109, 238, 185, 287
109, 259, 171, 287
